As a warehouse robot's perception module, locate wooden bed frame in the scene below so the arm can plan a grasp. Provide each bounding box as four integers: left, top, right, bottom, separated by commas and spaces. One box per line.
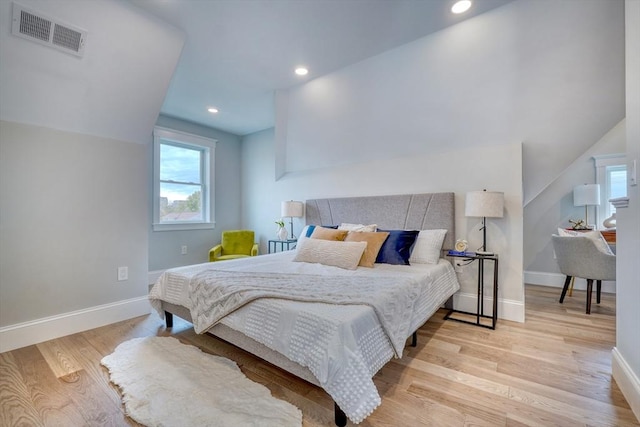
159, 192, 456, 426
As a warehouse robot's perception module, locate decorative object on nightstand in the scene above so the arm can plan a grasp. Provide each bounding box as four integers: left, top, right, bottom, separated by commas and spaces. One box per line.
573, 183, 600, 229
275, 219, 288, 240
568, 219, 587, 230
465, 190, 504, 256
454, 239, 468, 252
281, 200, 304, 240
602, 212, 616, 229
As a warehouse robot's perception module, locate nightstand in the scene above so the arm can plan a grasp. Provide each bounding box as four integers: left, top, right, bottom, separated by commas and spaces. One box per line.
445, 252, 499, 330
268, 239, 297, 253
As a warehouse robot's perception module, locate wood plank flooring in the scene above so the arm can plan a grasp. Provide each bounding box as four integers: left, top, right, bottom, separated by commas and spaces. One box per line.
1, 285, 638, 426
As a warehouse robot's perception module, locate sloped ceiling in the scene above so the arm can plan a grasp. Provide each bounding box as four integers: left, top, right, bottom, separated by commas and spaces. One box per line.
130, 0, 513, 136
0, 0, 515, 141
0, 0, 185, 144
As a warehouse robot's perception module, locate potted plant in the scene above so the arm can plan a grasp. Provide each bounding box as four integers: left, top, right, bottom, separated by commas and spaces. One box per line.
275, 219, 288, 240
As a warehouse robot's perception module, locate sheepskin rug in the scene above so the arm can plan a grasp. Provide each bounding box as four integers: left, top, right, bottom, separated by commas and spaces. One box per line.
101, 336, 302, 427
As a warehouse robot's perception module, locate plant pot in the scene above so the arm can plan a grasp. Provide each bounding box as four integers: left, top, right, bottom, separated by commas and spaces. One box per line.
276, 226, 288, 241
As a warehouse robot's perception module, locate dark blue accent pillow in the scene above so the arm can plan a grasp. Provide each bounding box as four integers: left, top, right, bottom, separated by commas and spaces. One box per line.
375, 230, 419, 265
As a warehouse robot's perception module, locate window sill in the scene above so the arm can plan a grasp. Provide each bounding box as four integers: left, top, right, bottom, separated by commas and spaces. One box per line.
153, 222, 215, 232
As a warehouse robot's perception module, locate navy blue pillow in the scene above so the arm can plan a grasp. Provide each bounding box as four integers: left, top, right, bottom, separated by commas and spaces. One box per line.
375, 230, 419, 265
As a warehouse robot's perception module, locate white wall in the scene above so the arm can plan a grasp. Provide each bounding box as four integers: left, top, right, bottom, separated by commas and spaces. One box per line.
148, 115, 243, 272
242, 129, 524, 321
0, 121, 149, 351
283, 0, 624, 206
612, 0, 640, 419
524, 121, 625, 291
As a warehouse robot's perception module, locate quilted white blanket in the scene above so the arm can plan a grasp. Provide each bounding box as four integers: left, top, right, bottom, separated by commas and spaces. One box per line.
190, 270, 420, 357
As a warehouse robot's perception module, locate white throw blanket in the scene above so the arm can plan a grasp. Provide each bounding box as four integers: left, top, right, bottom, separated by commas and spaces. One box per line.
189, 270, 421, 358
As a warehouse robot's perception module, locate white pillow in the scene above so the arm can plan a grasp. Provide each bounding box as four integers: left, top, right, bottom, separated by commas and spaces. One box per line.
293, 238, 367, 270
300, 225, 312, 238
295, 235, 308, 249
409, 229, 448, 264
557, 228, 613, 255
337, 223, 378, 232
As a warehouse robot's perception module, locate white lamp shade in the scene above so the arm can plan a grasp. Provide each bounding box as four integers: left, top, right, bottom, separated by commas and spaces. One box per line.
465, 191, 504, 218
573, 184, 600, 206
281, 201, 304, 218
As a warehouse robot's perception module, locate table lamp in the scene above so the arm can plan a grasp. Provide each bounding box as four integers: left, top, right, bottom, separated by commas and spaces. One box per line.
465, 190, 504, 255
573, 184, 600, 229
281, 200, 304, 240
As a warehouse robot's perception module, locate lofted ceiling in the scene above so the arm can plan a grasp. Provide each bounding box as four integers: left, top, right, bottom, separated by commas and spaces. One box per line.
130, 0, 514, 136
0, 0, 514, 142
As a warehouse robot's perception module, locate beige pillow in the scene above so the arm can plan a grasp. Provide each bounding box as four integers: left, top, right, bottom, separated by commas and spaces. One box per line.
293, 238, 367, 270
338, 223, 378, 232
310, 227, 348, 241
557, 228, 613, 255
344, 231, 389, 267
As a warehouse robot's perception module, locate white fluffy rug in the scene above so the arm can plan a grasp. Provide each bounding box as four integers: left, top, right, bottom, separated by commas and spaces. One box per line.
101, 336, 302, 427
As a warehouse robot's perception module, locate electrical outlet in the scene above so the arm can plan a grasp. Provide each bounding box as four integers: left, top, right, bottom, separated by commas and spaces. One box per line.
117, 266, 128, 281
181, 245, 188, 255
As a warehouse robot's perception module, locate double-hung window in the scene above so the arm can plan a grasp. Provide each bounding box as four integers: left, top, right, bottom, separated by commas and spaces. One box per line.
153, 127, 216, 231
593, 154, 627, 227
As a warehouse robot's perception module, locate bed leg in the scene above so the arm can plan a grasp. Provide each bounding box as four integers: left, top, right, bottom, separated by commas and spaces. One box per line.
164, 311, 173, 328
334, 402, 347, 427
411, 331, 417, 347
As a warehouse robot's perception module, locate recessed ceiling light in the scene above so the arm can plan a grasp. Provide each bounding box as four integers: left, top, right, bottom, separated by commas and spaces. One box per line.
451, 0, 472, 14
295, 67, 309, 76
207, 107, 219, 113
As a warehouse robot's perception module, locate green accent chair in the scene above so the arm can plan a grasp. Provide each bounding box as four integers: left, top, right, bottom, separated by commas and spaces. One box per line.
209, 230, 259, 262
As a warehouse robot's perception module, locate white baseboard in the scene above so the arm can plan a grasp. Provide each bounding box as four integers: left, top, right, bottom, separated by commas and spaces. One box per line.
451, 292, 525, 323
524, 270, 616, 294
612, 347, 640, 421
0, 297, 151, 353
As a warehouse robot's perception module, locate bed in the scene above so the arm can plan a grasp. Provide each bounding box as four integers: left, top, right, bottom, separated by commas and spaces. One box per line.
149, 192, 460, 425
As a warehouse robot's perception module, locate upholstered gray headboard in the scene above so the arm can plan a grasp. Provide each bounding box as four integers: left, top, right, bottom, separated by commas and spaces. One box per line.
305, 192, 456, 250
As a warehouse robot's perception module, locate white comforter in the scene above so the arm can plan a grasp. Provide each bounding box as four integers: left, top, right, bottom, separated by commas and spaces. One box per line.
149, 252, 460, 424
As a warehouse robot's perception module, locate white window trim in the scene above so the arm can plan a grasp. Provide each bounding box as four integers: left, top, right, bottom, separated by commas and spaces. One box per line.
593, 153, 626, 229
153, 126, 216, 232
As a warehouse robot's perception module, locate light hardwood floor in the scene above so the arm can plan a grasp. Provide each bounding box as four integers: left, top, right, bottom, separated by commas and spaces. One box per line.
1, 285, 638, 426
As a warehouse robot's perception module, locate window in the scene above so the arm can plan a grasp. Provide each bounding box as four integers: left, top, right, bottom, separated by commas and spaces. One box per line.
593, 154, 627, 228
153, 127, 216, 231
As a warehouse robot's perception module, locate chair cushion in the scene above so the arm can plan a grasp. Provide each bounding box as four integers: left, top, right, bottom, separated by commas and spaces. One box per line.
557, 228, 613, 255
216, 254, 251, 261
222, 230, 255, 255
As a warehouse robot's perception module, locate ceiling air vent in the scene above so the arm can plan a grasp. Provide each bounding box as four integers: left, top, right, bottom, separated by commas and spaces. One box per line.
11, 2, 87, 57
